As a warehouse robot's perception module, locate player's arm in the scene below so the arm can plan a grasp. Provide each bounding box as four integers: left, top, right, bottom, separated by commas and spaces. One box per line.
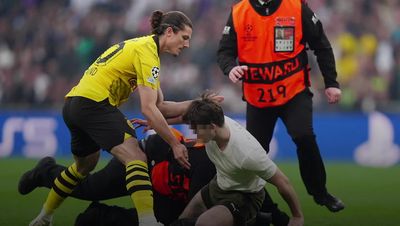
131, 115, 184, 133
165, 115, 184, 125
156, 88, 224, 120
156, 88, 193, 119
138, 85, 191, 169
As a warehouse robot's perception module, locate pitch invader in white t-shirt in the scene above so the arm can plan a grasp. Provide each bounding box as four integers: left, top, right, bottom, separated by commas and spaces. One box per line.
175, 91, 304, 226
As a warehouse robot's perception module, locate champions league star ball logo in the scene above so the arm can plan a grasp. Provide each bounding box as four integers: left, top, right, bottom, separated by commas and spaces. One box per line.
151, 66, 160, 79
243, 24, 257, 42
147, 66, 160, 84
245, 24, 253, 34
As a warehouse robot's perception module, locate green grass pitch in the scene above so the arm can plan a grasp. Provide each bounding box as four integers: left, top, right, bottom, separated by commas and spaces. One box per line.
0, 158, 399, 226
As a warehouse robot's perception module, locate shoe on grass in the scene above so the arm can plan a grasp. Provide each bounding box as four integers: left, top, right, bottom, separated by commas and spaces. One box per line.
18, 156, 56, 195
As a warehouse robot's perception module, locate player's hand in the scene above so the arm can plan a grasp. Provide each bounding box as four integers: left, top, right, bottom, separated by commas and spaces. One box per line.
130, 118, 152, 132
325, 87, 341, 104
207, 92, 224, 104
288, 216, 304, 226
172, 143, 191, 169
228, 65, 248, 83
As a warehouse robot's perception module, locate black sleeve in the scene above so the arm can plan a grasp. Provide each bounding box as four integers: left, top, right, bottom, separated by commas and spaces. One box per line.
302, 3, 340, 88
187, 148, 216, 200
217, 11, 239, 76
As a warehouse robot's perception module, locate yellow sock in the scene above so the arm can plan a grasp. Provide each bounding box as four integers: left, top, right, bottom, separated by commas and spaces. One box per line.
43, 163, 85, 214
126, 160, 154, 217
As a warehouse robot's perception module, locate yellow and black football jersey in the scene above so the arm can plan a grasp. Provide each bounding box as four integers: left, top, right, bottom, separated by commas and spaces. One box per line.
66, 35, 161, 107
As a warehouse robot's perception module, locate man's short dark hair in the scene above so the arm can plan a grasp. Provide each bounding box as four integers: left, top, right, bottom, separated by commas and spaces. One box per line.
182, 91, 224, 127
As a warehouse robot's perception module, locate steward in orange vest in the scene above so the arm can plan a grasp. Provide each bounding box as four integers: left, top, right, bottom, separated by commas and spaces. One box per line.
217, 0, 344, 223
218, 0, 339, 108
234, 0, 309, 107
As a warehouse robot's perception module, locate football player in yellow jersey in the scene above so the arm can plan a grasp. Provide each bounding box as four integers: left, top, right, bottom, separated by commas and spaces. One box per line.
29, 10, 223, 226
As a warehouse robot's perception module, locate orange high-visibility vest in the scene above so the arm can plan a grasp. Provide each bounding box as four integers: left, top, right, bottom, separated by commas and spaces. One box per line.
151, 127, 205, 201
232, 0, 309, 107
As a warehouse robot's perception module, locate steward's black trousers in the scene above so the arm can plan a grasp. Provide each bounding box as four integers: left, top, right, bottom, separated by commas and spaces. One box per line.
246, 89, 328, 199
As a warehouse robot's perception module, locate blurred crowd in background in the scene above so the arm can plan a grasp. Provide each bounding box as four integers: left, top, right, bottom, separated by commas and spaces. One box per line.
0, 0, 399, 113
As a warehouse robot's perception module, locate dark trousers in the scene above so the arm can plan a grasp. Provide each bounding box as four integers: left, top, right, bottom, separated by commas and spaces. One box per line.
43, 159, 187, 225
246, 89, 328, 198
43, 157, 127, 200
41, 152, 216, 225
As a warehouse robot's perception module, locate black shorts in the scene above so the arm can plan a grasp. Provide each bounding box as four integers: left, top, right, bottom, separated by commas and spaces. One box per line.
201, 177, 265, 226
63, 97, 136, 157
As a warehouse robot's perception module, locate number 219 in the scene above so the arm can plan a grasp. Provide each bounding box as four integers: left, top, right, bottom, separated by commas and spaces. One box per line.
257, 85, 286, 103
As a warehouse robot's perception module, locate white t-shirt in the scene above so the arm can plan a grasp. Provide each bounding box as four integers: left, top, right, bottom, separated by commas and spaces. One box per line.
205, 116, 277, 192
